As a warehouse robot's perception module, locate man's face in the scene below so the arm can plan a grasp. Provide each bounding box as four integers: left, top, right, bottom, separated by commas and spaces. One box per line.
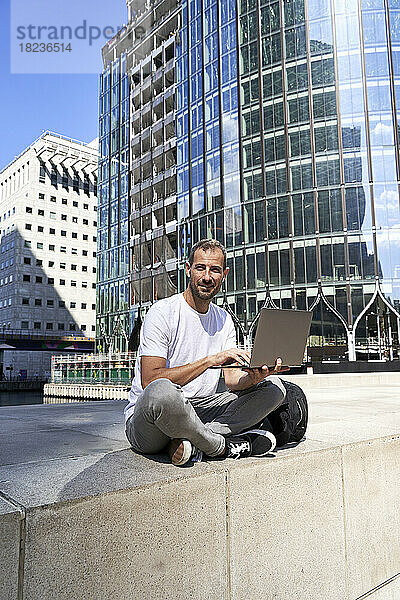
186, 248, 229, 301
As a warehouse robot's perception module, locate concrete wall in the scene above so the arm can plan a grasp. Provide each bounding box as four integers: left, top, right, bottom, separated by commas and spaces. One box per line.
3, 434, 400, 600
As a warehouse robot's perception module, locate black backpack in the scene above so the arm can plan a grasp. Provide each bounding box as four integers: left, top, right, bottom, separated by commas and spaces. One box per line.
263, 379, 308, 447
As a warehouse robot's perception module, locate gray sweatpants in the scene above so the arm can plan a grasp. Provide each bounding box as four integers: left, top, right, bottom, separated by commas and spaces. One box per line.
125, 376, 286, 457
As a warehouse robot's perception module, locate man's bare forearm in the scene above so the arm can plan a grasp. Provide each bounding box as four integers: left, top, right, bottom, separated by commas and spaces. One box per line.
143, 356, 214, 389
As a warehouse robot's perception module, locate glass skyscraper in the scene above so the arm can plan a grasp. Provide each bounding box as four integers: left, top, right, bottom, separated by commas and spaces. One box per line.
99, 0, 400, 360
97, 48, 131, 352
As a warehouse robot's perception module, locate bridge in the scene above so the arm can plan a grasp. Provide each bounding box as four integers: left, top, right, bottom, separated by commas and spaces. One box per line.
0, 329, 94, 352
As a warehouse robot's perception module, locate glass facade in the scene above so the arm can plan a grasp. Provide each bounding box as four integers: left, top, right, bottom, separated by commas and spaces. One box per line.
100, 0, 400, 360
97, 54, 130, 351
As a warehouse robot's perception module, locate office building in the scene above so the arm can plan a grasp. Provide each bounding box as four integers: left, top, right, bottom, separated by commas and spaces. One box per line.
0, 131, 98, 376
99, 0, 400, 360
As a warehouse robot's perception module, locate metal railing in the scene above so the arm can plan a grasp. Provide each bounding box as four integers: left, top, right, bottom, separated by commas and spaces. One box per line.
51, 352, 136, 385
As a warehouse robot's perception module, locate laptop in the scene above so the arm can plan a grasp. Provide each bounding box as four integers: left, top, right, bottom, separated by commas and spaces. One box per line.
213, 308, 312, 370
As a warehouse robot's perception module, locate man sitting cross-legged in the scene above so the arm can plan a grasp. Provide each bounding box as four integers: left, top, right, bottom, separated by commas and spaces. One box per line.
125, 238, 288, 466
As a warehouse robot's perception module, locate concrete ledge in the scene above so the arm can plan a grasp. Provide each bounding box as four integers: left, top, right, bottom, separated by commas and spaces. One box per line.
284, 371, 400, 391
44, 373, 400, 405
2, 376, 400, 599
0, 497, 23, 600
2, 438, 400, 600
43, 383, 129, 403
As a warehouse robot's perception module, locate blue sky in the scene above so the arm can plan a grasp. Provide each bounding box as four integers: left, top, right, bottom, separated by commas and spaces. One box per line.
0, 0, 128, 170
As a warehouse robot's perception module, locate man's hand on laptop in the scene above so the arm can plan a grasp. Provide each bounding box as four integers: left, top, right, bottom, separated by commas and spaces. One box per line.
211, 347, 252, 368
241, 357, 289, 385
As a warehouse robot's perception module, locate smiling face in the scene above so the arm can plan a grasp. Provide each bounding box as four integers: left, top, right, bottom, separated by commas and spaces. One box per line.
186, 248, 229, 302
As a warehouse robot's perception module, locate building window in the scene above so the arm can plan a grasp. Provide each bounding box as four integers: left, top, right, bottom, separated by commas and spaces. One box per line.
48, 261, 54, 267
38, 226, 44, 232
72, 232, 78, 239
50, 196, 56, 202
58, 323, 65, 330
82, 265, 87, 272
37, 243, 43, 249
92, 252, 96, 257
92, 267, 96, 273
47, 277, 54, 284
21, 321, 29, 329
35, 299, 42, 306
49, 228, 55, 235
34, 322, 41, 329
82, 250, 88, 256
50, 212, 56, 219
71, 264, 77, 271
23, 275, 30, 282
69, 323, 76, 331
60, 263, 66, 269
47, 300, 54, 307
81, 324, 87, 331
82, 282, 88, 288
72, 217, 78, 224
24, 241, 31, 248
83, 219, 88, 225
61, 214, 67, 221
60, 246, 66, 253
26, 207, 32, 213
59, 301, 65, 308
36, 259, 42, 266
60, 279, 65, 285
39, 165, 45, 183
51, 168, 57, 187
71, 280, 77, 287
22, 298, 29, 305
71, 248, 78, 255
35, 276, 42, 283
39, 193, 44, 200
25, 224, 32, 230
62, 198, 68, 205
83, 203, 89, 210
92, 283, 96, 289
73, 201, 78, 208
23, 257, 31, 265
91, 325, 96, 331
83, 234, 88, 241
81, 303, 87, 309
93, 236, 97, 242
61, 230, 67, 237
49, 244, 55, 251
70, 302, 76, 308
46, 323, 53, 330
38, 209, 44, 216
62, 169, 69, 189
93, 221, 97, 227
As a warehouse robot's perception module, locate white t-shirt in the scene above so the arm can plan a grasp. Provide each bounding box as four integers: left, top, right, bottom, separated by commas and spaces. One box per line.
124, 293, 236, 422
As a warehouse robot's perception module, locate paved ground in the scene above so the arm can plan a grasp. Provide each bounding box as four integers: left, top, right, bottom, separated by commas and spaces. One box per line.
1, 373, 399, 509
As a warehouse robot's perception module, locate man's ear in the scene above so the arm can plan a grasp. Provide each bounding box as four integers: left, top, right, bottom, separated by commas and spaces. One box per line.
223, 266, 229, 281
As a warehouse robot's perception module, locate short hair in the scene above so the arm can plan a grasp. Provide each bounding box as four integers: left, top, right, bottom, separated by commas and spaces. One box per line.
188, 239, 227, 270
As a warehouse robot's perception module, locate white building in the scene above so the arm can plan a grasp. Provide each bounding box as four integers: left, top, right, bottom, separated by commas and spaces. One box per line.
0, 131, 98, 378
